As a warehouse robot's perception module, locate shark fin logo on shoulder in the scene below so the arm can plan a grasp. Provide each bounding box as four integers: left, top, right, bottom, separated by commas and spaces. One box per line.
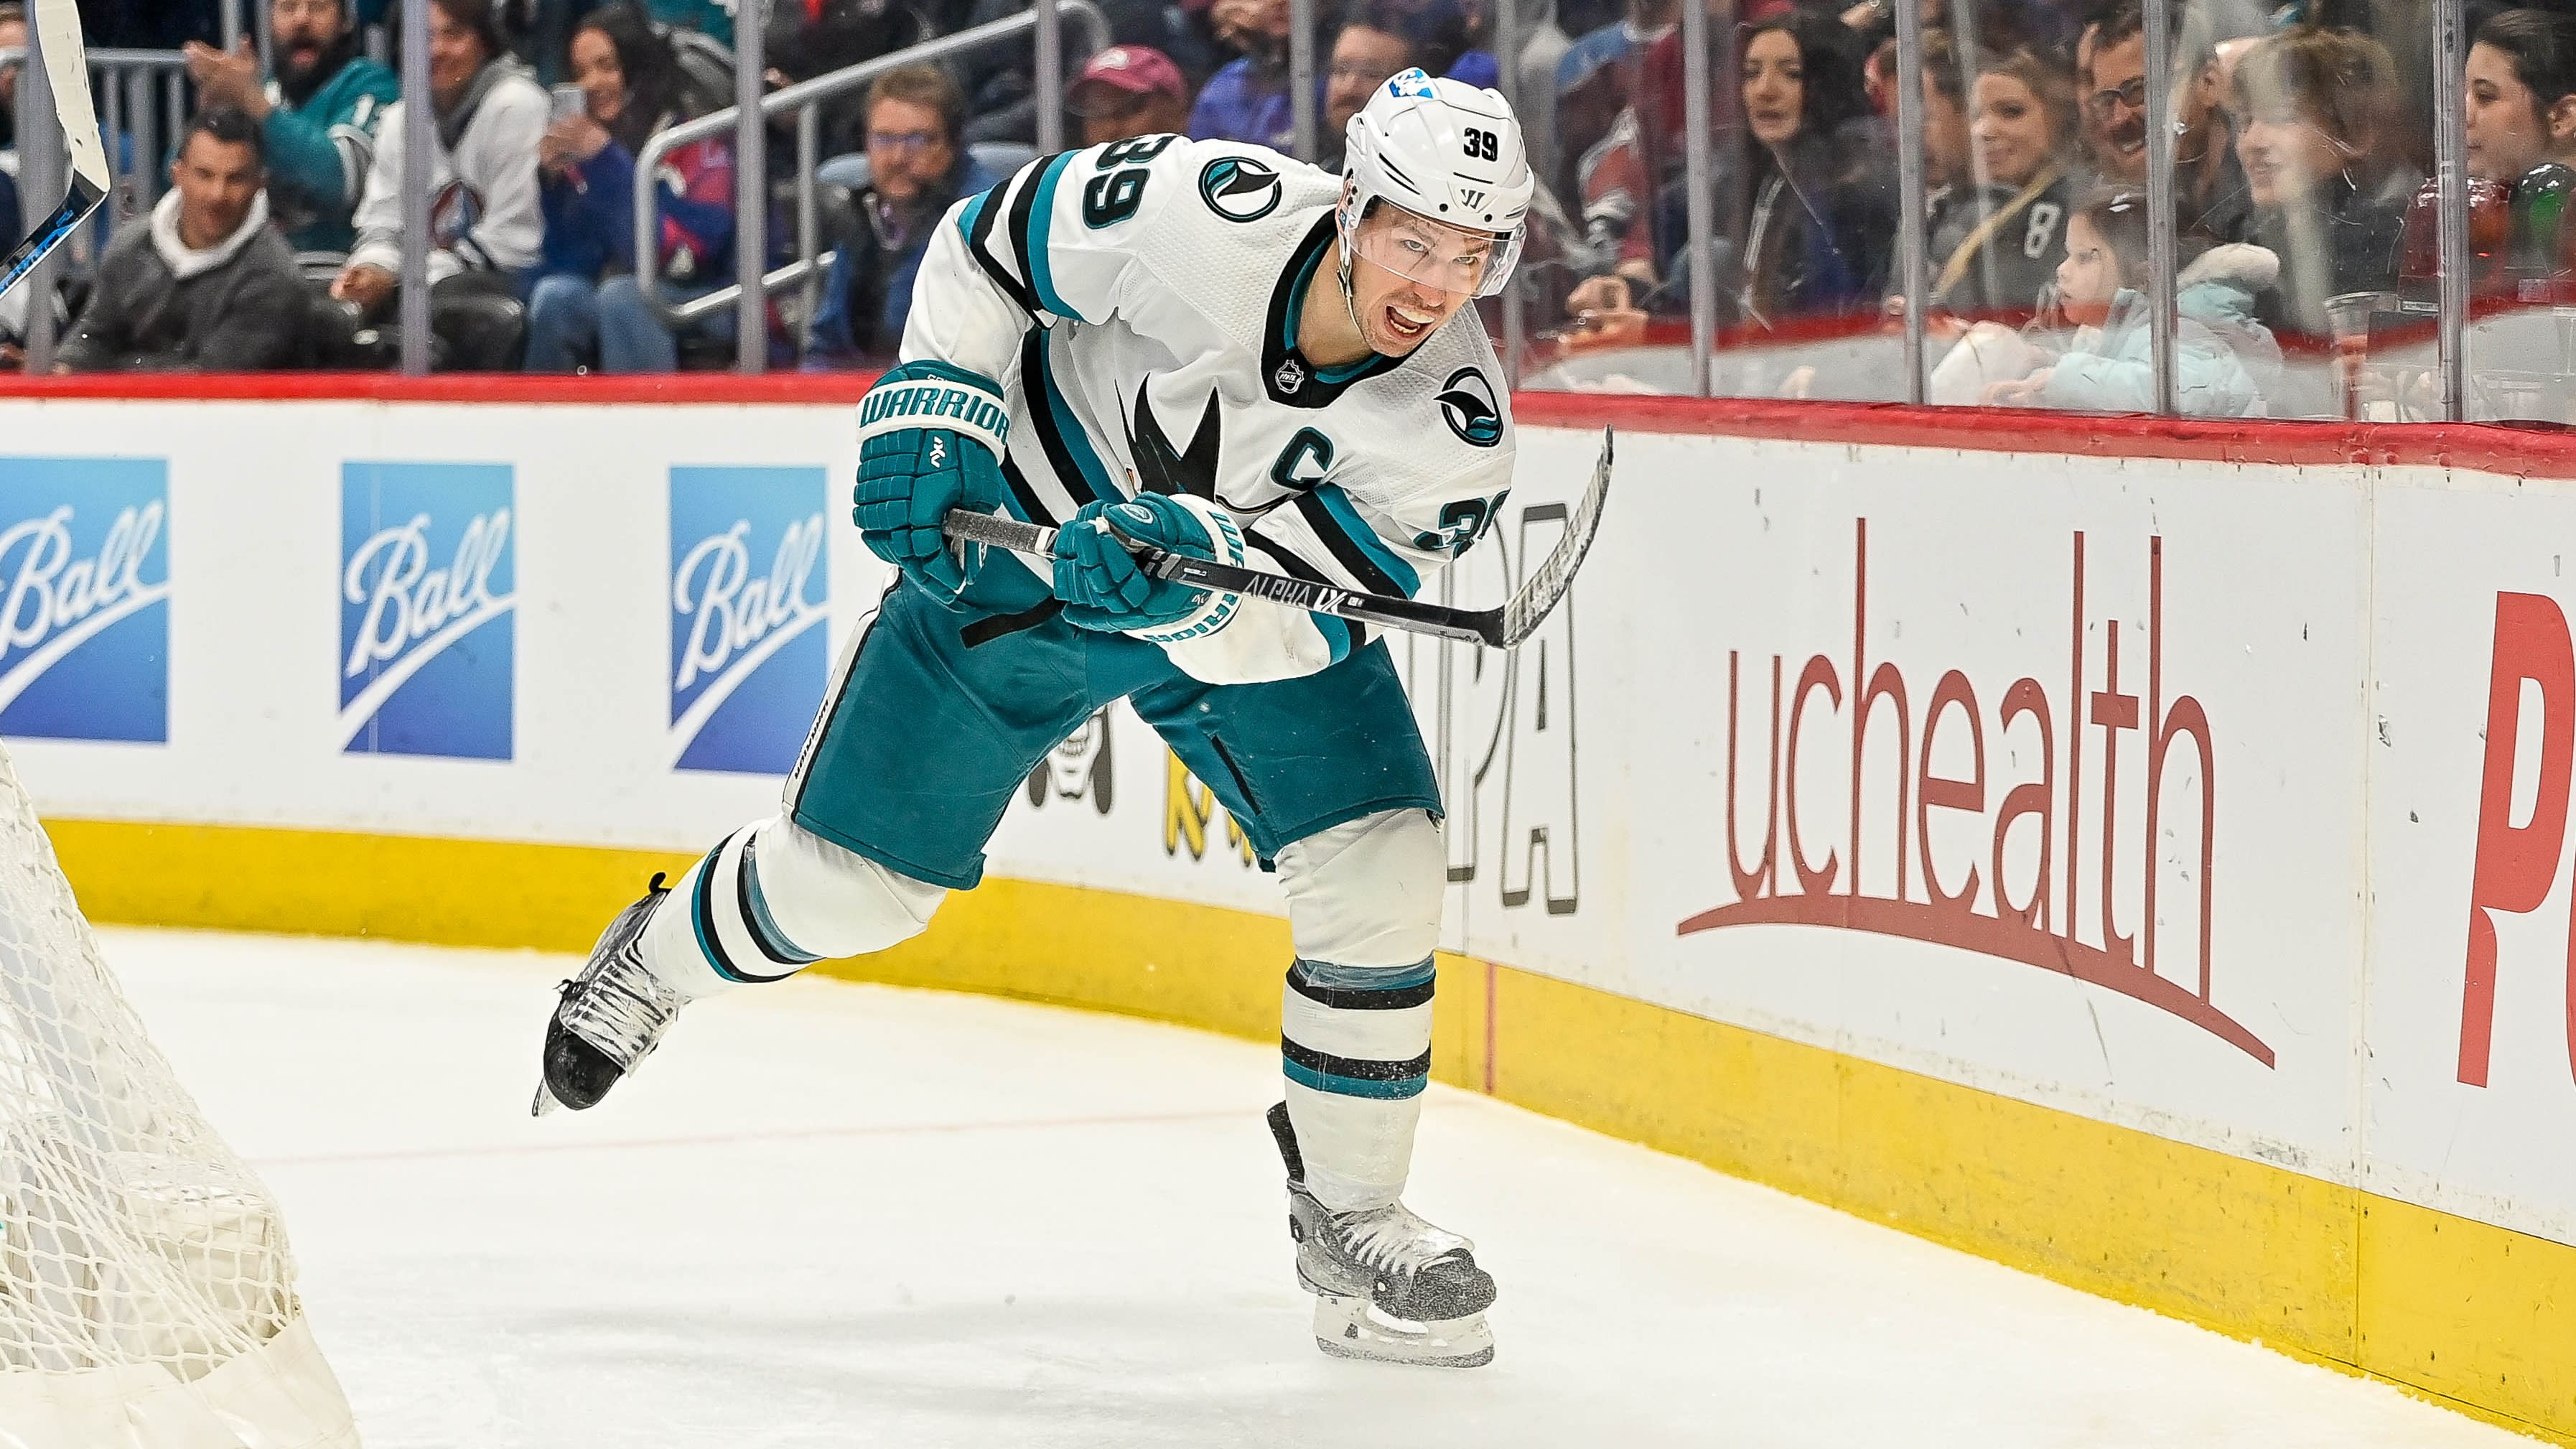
340, 462, 516, 760
0, 458, 170, 742
1198, 156, 1282, 223
670, 467, 831, 775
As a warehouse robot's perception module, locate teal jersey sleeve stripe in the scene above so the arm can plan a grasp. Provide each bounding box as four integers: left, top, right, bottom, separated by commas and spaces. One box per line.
955, 190, 990, 243
1313, 485, 1422, 597
1315, 612, 1353, 665
1022, 152, 1082, 321
1035, 341, 1122, 500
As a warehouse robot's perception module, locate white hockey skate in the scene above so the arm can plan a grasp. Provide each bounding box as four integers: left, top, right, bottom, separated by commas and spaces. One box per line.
533, 875, 686, 1115
1266, 1102, 1497, 1368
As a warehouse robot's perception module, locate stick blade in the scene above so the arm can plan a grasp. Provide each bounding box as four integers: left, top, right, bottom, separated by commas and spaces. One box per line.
1498, 427, 1613, 648
32, 0, 106, 196
0, 170, 102, 300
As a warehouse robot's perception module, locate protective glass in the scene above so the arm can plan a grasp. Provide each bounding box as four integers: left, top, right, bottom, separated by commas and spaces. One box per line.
1350, 199, 1523, 299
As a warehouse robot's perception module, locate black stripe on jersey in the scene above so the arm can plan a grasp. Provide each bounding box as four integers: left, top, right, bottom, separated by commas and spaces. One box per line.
1261, 214, 1406, 409
1289, 492, 1404, 597
1280, 1036, 1434, 1081
999, 454, 1055, 528
1021, 328, 1101, 507
999, 153, 1067, 317
969, 169, 1043, 318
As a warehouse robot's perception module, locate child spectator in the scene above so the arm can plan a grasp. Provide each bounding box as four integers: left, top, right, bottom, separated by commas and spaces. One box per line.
331, 0, 547, 369
183, 0, 401, 261
56, 108, 306, 372
806, 65, 999, 367
2234, 26, 2414, 338
523, 3, 734, 373
1068, 45, 1193, 148
1982, 190, 2282, 415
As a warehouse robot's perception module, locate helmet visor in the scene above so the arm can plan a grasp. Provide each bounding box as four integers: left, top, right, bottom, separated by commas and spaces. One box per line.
1350, 200, 1522, 299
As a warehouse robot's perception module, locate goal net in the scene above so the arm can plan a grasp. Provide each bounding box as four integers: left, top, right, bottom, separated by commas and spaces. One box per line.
0, 745, 358, 1449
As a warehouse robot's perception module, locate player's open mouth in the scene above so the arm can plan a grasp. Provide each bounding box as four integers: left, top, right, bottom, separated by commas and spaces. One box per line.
1384, 304, 1437, 343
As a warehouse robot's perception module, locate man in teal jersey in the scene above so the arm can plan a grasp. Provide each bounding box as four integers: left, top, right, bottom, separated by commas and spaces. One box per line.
185, 0, 400, 257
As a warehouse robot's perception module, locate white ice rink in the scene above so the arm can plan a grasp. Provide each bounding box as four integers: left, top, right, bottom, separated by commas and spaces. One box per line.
108, 927, 2537, 1449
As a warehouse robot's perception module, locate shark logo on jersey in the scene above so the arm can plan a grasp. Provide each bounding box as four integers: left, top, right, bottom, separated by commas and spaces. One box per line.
670, 467, 830, 775
340, 463, 515, 760
1129, 383, 1225, 498
1198, 156, 1283, 223
0, 460, 169, 743
1436, 368, 1503, 447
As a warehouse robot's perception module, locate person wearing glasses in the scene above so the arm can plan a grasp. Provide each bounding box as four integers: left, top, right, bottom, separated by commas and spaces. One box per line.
806, 64, 1002, 368
1317, 0, 1480, 168
522, 3, 735, 373
2077, 1, 2257, 243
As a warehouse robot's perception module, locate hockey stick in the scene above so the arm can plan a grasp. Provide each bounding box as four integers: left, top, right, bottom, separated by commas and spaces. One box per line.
941, 427, 1613, 649
0, 0, 108, 301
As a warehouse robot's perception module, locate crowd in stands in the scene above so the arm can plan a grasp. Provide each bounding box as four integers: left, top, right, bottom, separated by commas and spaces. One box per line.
6, 0, 2570, 419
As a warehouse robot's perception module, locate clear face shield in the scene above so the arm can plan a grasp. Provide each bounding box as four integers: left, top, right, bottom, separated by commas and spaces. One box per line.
1342, 197, 1523, 300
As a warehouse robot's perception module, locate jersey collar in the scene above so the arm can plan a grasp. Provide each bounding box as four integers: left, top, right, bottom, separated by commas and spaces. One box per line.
1263, 213, 1404, 409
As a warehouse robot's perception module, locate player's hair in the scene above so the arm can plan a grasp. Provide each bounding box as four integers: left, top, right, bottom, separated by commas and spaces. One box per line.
572, 1, 690, 149
182, 103, 266, 168
2477, 9, 2576, 126
864, 62, 966, 152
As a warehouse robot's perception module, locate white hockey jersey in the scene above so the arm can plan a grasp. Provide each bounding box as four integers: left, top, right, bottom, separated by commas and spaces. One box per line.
904, 134, 1516, 685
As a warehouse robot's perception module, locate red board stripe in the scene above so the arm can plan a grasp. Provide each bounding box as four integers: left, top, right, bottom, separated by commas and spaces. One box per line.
1, 373, 2572, 480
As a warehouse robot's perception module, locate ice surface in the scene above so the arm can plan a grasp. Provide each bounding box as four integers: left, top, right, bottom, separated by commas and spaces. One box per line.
98, 927, 2536, 1449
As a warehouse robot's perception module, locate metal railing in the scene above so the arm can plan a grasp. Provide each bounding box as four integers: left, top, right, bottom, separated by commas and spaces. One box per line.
633, 0, 1110, 350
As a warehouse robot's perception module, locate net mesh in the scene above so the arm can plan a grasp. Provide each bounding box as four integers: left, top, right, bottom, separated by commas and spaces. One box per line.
0, 745, 304, 1386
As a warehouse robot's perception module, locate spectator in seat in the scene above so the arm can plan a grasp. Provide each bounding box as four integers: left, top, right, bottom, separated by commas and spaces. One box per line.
1551, 0, 1676, 202
1564, 12, 1892, 338
55, 108, 305, 372
183, 0, 401, 261
1317, 0, 1481, 167
2079, 1, 2253, 243
1189, 0, 1299, 148
1068, 45, 1193, 148
0, 2, 23, 150
766, 0, 933, 157
1982, 189, 2282, 414
806, 64, 999, 368
2468, 9, 2576, 184
330, 0, 547, 370
2234, 26, 2414, 339
1925, 44, 2078, 323
523, 3, 734, 373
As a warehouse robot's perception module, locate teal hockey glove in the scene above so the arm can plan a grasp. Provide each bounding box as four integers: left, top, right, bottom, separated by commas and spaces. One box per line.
853, 363, 1012, 602
1051, 493, 1247, 640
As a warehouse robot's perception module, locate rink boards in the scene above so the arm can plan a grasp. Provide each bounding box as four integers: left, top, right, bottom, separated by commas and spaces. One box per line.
4, 381, 2576, 1439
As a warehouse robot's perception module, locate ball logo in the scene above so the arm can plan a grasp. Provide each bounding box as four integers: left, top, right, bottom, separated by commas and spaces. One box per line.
340, 464, 516, 760
670, 467, 831, 775
1198, 156, 1282, 223
1436, 367, 1503, 447
0, 460, 170, 743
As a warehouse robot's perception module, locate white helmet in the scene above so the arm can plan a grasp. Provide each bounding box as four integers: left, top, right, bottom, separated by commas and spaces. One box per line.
1340, 69, 1534, 299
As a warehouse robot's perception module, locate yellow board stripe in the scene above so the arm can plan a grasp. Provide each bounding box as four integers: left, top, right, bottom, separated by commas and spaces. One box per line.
41, 817, 2576, 1444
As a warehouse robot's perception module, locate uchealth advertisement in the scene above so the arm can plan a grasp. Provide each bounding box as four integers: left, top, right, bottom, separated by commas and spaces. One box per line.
13, 395, 2576, 1253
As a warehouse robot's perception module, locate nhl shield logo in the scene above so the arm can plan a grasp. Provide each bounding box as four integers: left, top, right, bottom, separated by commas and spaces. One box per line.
1435, 367, 1503, 447
1198, 156, 1283, 223
1274, 357, 1307, 393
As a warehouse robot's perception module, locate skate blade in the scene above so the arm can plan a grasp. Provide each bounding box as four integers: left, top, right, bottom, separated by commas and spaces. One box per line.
1312, 1293, 1493, 1368
530, 1079, 559, 1118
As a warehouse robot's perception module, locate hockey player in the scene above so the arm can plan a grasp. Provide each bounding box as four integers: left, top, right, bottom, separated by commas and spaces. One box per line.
535, 70, 1531, 1369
